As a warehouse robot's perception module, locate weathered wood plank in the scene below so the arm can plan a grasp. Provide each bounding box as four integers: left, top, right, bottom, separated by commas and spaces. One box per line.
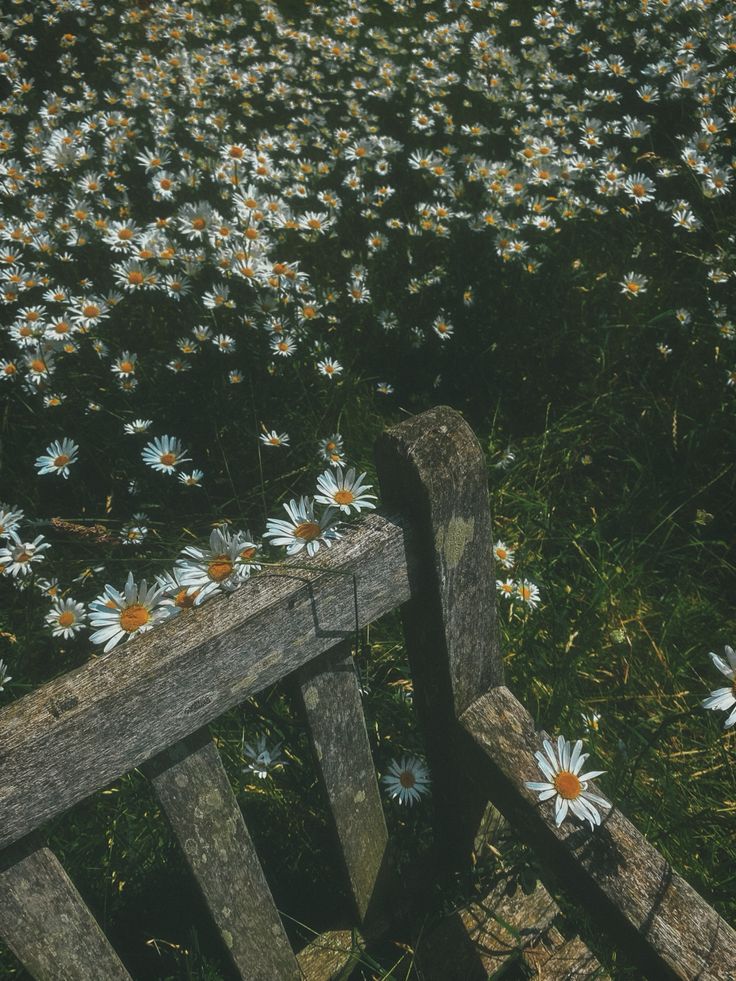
295, 929, 362, 981
0, 837, 131, 980
523, 927, 611, 979
375, 406, 502, 714
0, 514, 410, 852
144, 729, 300, 980
375, 406, 500, 870
462, 687, 736, 981
296, 643, 388, 923
414, 876, 558, 981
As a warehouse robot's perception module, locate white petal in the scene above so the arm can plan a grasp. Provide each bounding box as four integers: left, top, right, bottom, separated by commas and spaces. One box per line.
569, 740, 584, 772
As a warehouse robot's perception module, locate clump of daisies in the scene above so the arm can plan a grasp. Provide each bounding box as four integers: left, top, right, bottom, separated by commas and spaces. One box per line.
493, 540, 542, 611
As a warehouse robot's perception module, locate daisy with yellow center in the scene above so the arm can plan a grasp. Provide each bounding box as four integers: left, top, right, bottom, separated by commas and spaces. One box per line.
315, 467, 377, 515
45, 598, 87, 639
176, 527, 259, 598
260, 429, 290, 447
381, 755, 430, 806
493, 540, 515, 570
35, 437, 78, 479
619, 272, 648, 298
264, 496, 341, 557
141, 435, 191, 474
0, 532, 50, 577
89, 573, 171, 654
526, 735, 609, 829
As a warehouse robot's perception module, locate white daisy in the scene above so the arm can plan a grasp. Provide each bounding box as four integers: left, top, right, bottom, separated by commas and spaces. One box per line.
260, 429, 290, 447
264, 496, 341, 557
381, 756, 430, 806
123, 419, 153, 436
0, 658, 11, 692
0, 506, 24, 539
318, 434, 344, 462
525, 735, 609, 829
317, 357, 343, 379
155, 569, 206, 612
35, 438, 78, 479
315, 467, 377, 514
141, 435, 191, 474
515, 579, 541, 609
0, 533, 50, 577
493, 540, 515, 570
176, 527, 259, 597
89, 572, 171, 654
45, 597, 87, 639
242, 734, 287, 780
178, 470, 204, 487
701, 646, 736, 728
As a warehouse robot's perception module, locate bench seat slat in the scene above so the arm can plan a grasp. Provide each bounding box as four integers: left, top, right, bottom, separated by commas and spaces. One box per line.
144, 730, 300, 980
0, 839, 131, 980
297, 643, 388, 922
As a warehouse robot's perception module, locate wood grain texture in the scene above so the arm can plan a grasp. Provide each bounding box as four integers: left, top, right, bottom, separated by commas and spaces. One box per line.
414, 876, 558, 981
523, 927, 611, 979
462, 687, 736, 981
0, 514, 410, 852
295, 929, 362, 981
0, 838, 131, 980
144, 729, 300, 980
375, 406, 500, 871
296, 643, 388, 923
375, 405, 502, 715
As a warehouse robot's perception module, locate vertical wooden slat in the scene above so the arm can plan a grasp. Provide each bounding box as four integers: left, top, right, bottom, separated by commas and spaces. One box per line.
0, 836, 132, 980
297, 643, 388, 922
375, 405, 501, 871
143, 729, 300, 981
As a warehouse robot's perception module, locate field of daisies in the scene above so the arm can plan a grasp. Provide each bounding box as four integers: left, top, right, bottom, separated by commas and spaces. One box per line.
1, 0, 736, 975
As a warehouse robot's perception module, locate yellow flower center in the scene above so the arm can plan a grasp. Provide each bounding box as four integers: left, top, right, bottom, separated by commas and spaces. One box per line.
127, 271, 144, 286
208, 556, 233, 582
119, 360, 135, 373
83, 304, 100, 318
120, 603, 150, 632
53, 454, 70, 468
191, 217, 206, 230
159, 452, 177, 467
58, 611, 76, 627
553, 771, 582, 800
334, 489, 354, 505
399, 770, 416, 788
294, 521, 321, 541
175, 588, 199, 609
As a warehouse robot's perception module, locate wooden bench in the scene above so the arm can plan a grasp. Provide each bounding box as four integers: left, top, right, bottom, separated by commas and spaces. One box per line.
0, 406, 734, 979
